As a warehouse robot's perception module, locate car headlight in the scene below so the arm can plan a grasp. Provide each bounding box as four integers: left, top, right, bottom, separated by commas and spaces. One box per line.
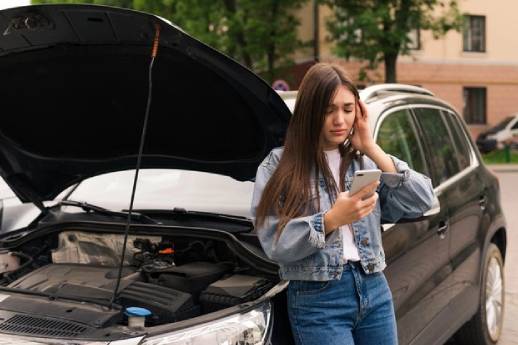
142, 302, 272, 345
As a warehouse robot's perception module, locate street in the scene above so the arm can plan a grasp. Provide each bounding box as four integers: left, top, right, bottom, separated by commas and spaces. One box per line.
495, 170, 518, 345
447, 169, 518, 344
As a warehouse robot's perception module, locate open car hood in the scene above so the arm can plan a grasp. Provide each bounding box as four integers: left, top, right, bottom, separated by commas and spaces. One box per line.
0, 4, 290, 205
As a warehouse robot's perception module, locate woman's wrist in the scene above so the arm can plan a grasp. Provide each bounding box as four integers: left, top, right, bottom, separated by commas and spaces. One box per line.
362, 142, 380, 157
324, 208, 339, 234
363, 144, 397, 173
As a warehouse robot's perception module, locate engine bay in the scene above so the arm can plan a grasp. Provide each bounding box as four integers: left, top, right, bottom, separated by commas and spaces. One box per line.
0, 229, 276, 339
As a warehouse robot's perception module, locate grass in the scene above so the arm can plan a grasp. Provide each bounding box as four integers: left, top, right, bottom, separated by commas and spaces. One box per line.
481, 148, 518, 164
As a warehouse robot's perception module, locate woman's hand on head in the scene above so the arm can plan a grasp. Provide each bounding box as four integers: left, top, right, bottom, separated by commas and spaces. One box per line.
324, 180, 379, 233
350, 100, 376, 154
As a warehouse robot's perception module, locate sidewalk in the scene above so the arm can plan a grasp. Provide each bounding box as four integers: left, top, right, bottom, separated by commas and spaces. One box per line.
486, 164, 518, 172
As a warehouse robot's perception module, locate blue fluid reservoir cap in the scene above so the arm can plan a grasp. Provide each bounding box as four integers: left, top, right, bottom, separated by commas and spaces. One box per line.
125, 307, 152, 317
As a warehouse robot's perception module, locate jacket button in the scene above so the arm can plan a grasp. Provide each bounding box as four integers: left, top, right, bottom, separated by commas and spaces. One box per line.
367, 263, 375, 271
361, 238, 369, 246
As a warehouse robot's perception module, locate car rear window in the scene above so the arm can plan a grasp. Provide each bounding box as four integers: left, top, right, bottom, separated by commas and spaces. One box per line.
442, 111, 471, 171
413, 107, 460, 186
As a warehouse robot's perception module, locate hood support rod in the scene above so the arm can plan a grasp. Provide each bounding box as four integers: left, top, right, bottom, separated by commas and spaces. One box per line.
110, 22, 161, 309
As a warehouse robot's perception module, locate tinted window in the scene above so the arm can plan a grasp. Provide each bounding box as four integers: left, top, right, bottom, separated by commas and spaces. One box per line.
376, 109, 427, 176
414, 108, 460, 186
463, 87, 486, 124
443, 111, 471, 170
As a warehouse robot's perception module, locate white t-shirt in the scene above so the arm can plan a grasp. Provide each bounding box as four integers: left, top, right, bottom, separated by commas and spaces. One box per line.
324, 149, 361, 262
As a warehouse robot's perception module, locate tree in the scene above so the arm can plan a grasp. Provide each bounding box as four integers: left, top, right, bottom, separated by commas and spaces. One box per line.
322, 0, 463, 83
32, 0, 308, 83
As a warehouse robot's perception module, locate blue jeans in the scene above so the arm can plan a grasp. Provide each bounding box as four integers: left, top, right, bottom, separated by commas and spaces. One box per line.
287, 261, 398, 345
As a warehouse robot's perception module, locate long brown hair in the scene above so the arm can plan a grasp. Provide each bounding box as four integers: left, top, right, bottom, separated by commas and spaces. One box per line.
255, 63, 361, 235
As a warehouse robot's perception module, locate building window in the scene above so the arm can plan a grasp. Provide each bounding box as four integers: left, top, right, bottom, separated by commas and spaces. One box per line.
463, 87, 486, 124
463, 15, 486, 52
408, 28, 421, 50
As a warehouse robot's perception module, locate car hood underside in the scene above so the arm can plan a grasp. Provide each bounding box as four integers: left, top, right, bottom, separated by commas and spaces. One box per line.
0, 4, 290, 204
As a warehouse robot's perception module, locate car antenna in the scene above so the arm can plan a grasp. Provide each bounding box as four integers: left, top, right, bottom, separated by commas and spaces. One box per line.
110, 22, 161, 309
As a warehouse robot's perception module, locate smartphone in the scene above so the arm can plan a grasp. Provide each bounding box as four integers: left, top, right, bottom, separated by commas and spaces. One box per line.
349, 169, 382, 196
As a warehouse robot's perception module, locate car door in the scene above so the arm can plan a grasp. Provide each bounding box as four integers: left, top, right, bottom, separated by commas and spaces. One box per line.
375, 107, 451, 345
407, 106, 475, 344
439, 110, 485, 319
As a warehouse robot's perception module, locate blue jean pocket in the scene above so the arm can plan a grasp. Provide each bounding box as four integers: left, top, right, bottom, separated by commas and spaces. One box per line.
290, 280, 332, 295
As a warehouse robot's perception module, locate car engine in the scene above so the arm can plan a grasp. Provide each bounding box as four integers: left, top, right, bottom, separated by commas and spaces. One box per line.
0, 230, 275, 339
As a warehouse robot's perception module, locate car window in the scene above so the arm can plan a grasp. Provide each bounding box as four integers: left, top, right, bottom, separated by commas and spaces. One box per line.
376, 108, 428, 176
512, 119, 518, 130
413, 108, 460, 186
443, 111, 471, 170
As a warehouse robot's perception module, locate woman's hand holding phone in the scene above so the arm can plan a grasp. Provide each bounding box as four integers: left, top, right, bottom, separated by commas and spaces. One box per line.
323, 181, 379, 234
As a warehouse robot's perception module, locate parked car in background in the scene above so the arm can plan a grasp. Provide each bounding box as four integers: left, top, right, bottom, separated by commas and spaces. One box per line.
0, 4, 506, 345
280, 84, 507, 345
476, 114, 518, 153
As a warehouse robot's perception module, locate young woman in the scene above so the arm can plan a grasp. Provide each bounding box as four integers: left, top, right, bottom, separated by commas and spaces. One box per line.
251, 63, 435, 345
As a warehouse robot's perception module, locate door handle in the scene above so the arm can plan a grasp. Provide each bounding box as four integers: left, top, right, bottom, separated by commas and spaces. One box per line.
437, 220, 448, 240
479, 195, 487, 210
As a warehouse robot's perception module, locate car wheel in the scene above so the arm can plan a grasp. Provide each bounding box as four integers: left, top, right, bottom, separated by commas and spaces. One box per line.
454, 243, 505, 345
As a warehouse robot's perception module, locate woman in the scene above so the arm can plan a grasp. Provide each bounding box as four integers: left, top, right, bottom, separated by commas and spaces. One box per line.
251, 63, 434, 345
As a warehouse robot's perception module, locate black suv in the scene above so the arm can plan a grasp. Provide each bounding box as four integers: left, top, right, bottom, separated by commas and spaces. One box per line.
0, 4, 506, 345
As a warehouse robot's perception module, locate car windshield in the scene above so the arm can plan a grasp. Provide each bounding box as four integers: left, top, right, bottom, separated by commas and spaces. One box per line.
492, 116, 515, 131
66, 169, 254, 218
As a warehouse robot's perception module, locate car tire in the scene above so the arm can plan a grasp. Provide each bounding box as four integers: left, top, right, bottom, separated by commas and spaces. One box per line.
454, 243, 505, 345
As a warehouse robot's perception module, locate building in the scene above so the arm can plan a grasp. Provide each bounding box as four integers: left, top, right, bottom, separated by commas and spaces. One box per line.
290, 0, 518, 139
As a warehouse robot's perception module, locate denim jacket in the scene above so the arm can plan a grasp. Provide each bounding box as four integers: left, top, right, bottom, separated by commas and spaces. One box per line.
250, 147, 434, 281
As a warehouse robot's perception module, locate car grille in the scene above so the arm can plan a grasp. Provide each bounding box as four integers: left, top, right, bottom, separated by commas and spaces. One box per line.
0, 314, 87, 337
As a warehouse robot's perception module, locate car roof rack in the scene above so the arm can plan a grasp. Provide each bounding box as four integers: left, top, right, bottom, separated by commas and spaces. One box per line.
360, 84, 434, 101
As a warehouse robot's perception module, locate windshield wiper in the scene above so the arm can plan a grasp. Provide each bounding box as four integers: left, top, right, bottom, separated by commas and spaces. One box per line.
57, 200, 159, 224
131, 207, 252, 226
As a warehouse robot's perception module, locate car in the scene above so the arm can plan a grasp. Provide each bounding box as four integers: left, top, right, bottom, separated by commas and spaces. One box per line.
0, 4, 507, 345
476, 114, 518, 153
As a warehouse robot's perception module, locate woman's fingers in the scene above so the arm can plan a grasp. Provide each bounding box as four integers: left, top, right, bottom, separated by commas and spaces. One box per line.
358, 192, 378, 210
358, 100, 368, 120
355, 194, 378, 219
352, 180, 379, 200
333, 182, 379, 224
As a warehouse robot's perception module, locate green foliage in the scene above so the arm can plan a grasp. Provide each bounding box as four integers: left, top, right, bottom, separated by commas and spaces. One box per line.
322, 0, 463, 82
32, 0, 308, 83
482, 149, 518, 164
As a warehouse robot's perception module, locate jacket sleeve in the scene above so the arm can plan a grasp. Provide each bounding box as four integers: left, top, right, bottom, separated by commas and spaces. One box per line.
250, 154, 327, 265
378, 155, 435, 223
